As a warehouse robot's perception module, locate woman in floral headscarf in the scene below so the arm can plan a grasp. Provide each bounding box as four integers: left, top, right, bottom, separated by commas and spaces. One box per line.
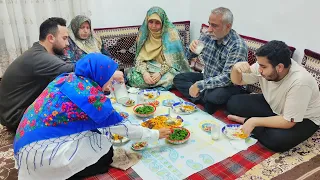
63, 15, 112, 63
127, 7, 191, 90
13, 53, 171, 180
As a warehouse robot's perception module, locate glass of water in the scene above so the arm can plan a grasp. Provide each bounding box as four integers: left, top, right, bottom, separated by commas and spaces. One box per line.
211, 123, 221, 140
194, 40, 205, 55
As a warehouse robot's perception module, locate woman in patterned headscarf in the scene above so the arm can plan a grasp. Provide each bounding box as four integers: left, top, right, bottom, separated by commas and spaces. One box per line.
127, 7, 191, 90
13, 53, 171, 180
63, 15, 112, 63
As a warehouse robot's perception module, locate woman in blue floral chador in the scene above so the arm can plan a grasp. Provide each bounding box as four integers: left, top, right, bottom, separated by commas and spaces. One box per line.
13, 53, 171, 180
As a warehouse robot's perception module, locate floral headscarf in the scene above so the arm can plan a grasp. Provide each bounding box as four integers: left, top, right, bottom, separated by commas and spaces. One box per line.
68, 15, 102, 53
135, 7, 191, 73
14, 53, 122, 155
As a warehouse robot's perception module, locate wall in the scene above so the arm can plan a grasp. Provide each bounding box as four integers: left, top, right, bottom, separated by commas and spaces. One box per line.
189, 0, 320, 63
89, 0, 191, 28
1, 0, 319, 62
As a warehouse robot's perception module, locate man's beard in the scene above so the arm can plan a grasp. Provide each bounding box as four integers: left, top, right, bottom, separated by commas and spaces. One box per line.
52, 45, 65, 55
264, 70, 280, 81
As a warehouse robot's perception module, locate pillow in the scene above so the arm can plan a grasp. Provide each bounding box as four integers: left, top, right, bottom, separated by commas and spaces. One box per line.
94, 21, 191, 70
301, 49, 320, 89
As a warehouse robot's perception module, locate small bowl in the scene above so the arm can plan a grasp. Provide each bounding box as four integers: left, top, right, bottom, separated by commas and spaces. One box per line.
172, 101, 197, 115
162, 99, 175, 107
146, 100, 160, 107
111, 134, 130, 145
122, 99, 135, 107
131, 142, 148, 151
138, 89, 160, 100
119, 112, 129, 119
201, 123, 212, 132
133, 104, 156, 118
166, 127, 190, 145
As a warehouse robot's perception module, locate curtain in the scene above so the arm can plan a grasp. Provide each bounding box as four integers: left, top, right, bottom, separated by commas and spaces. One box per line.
0, 0, 95, 77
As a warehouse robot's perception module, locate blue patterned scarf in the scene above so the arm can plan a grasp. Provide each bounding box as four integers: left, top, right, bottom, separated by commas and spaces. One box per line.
14, 53, 123, 154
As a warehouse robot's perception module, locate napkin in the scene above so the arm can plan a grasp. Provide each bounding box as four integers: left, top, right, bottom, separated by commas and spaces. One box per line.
127, 87, 140, 94
110, 148, 142, 170
229, 139, 248, 151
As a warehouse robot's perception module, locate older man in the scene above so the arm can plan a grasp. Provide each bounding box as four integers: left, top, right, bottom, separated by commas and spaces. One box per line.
173, 7, 248, 114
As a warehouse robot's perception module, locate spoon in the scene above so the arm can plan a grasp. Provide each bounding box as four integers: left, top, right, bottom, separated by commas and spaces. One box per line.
178, 99, 186, 113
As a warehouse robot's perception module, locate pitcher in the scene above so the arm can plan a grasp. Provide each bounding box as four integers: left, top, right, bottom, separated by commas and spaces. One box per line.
111, 80, 129, 105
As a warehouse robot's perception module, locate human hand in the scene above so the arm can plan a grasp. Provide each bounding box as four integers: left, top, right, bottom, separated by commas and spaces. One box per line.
233, 62, 252, 74
151, 72, 161, 83
158, 128, 172, 139
143, 72, 155, 85
189, 83, 200, 98
112, 70, 125, 83
241, 118, 255, 136
189, 40, 199, 54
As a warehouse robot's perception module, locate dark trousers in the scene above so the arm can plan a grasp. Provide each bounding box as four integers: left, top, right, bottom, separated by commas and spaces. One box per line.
67, 146, 114, 180
173, 72, 244, 114
227, 94, 319, 152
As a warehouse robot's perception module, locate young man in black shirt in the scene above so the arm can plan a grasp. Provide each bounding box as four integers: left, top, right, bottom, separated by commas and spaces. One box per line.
0, 17, 74, 131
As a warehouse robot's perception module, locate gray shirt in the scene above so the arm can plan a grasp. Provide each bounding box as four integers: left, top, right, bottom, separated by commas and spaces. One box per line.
0, 42, 74, 130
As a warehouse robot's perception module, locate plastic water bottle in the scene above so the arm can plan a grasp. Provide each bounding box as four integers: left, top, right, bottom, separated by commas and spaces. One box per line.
211, 123, 220, 140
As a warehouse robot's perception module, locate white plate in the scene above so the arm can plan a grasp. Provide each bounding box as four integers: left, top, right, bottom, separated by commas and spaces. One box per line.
122, 99, 135, 107
222, 124, 248, 140
131, 142, 148, 151
111, 134, 130, 144
138, 89, 160, 100
172, 101, 197, 114
141, 115, 184, 129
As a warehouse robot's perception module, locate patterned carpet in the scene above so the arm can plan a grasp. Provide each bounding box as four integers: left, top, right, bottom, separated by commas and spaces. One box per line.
0, 110, 319, 180
239, 129, 320, 180
0, 125, 17, 180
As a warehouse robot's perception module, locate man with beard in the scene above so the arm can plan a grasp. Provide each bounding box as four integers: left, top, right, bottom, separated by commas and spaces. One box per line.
0, 17, 74, 131
227, 40, 320, 152
173, 7, 248, 114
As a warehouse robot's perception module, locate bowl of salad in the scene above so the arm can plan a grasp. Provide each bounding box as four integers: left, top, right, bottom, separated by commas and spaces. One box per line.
133, 104, 156, 118
166, 127, 190, 145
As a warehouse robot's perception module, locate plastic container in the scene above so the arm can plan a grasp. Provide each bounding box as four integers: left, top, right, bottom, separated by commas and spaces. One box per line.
111, 80, 129, 105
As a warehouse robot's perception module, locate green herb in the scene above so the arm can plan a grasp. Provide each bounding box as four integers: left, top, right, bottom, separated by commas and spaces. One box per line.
169, 129, 188, 140
135, 105, 154, 114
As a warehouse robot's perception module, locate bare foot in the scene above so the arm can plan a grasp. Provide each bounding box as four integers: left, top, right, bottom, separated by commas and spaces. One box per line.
227, 115, 246, 124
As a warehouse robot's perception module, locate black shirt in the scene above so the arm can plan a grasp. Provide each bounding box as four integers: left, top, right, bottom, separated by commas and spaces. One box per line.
0, 42, 74, 130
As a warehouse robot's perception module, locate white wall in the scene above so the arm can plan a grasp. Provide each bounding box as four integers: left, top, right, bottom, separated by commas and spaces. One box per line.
189, 0, 320, 63
89, 0, 190, 28
2, 0, 318, 63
